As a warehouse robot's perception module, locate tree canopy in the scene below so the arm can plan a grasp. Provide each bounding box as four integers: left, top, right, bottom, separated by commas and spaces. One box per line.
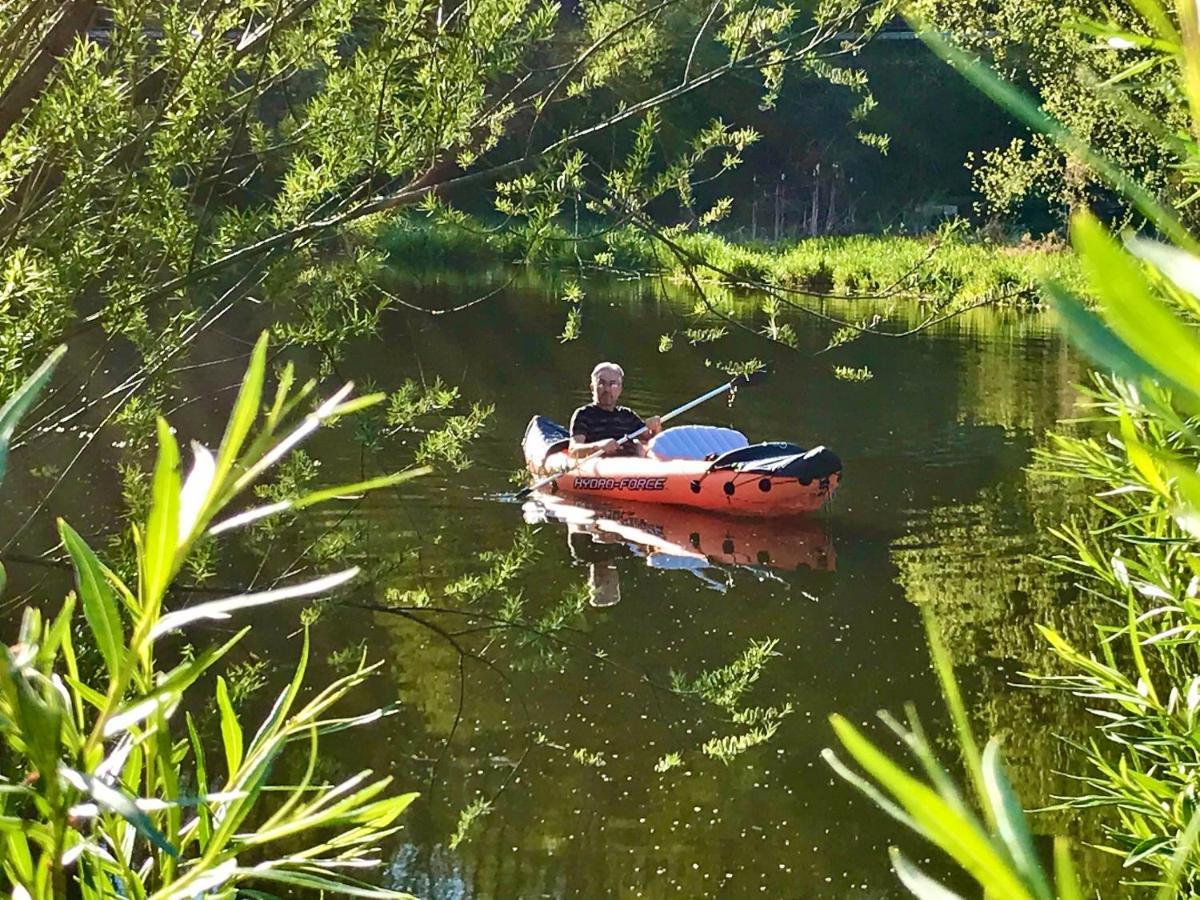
0, 0, 892, 395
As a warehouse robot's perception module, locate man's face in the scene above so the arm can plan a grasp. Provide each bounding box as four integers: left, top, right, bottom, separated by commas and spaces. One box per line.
592, 367, 623, 410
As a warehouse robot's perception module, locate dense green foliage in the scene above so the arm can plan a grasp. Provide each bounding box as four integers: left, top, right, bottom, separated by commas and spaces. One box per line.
382, 213, 1079, 306
0, 335, 425, 897
912, 0, 1200, 228
14, 0, 1200, 895
828, 0, 1200, 895
0, 0, 891, 404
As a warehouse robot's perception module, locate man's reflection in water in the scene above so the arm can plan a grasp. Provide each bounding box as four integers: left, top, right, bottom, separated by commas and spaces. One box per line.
588, 562, 621, 608
567, 528, 628, 608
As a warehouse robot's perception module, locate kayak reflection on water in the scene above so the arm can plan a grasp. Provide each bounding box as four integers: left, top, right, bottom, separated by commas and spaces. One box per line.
523, 493, 835, 602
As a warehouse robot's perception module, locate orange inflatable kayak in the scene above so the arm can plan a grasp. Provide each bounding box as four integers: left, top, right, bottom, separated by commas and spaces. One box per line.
522, 417, 841, 516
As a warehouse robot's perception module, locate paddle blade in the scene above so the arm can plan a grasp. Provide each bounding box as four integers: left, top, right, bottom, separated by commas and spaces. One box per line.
732, 367, 771, 388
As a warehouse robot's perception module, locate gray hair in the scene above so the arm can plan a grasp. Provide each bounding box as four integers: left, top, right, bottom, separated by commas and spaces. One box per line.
590, 362, 624, 383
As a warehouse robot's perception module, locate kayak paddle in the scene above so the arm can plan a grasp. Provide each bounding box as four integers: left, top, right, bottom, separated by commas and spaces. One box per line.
516, 368, 770, 500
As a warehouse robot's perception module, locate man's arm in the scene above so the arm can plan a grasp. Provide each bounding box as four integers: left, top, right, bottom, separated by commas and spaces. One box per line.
569, 434, 619, 458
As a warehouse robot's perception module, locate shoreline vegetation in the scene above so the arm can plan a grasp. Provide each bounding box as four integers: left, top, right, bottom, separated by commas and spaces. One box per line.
378, 214, 1083, 310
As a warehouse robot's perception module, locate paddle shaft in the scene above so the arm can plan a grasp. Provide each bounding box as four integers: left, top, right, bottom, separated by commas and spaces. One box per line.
518, 379, 740, 499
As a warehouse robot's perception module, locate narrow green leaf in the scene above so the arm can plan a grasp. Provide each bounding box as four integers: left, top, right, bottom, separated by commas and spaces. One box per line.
60, 520, 124, 678
0, 345, 65, 486
1177, 0, 1200, 133
149, 568, 358, 640
59, 767, 178, 858
1155, 807, 1200, 900
1126, 236, 1200, 313
1128, 591, 1160, 707
1044, 283, 1167, 389
1120, 414, 1170, 497
1126, 835, 1174, 867
266, 360, 295, 433
1126, 0, 1180, 43
103, 628, 248, 738
208, 469, 430, 536
293, 468, 430, 509
830, 715, 1034, 900
1053, 837, 1084, 900
1073, 211, 1200, 401
822, 747, 921, 832
326, 392, 387, 419
186, 713, 212, 847
143, 418, 181, 612
981, 740, 1054, 900
249, 628, 310, 752
216, 676, 244, 777
921, 609, 989, 824
64, 675, 108, 711
42, 591, 76, 667
6, 827, 34, 880
226, 867, 415, 898
214, 332, 268, 486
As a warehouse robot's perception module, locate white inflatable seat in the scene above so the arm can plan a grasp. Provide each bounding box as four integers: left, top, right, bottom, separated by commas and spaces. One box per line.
648, 425, 748, 461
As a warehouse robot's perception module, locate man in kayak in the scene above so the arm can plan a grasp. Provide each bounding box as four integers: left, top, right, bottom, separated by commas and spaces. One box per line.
568, 362, 662, 458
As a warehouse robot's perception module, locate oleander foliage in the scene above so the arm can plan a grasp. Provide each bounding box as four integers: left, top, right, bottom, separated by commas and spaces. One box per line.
0, 334, 425, 898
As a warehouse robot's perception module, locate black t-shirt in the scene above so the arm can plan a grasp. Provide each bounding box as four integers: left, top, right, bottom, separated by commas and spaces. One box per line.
569, 404, 646, 448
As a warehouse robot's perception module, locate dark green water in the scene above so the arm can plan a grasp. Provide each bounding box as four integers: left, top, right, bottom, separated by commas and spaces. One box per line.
1, 270, 1101, 898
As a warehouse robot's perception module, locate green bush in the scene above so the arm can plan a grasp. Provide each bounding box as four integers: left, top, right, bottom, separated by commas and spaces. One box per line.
0, 334, 423, 898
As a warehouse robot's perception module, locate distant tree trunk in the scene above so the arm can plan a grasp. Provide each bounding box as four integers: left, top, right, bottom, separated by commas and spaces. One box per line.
0, 0, 99, 144
809, 165, 820, 236
777, 174, 787, 240
751, 175, 757, 239
825, 176, 837, 233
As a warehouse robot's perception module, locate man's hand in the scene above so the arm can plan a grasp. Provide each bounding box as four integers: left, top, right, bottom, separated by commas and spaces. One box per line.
645, 416, 662, 436
599, 438, 620, 456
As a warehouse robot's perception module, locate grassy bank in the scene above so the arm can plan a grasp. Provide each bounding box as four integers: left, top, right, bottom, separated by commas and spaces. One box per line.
378, 215, 1081, 308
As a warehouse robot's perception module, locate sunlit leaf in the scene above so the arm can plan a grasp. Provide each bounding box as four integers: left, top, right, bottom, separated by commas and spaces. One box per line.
149, 568, 359, 640
1126, 236, 1200, 309
1126, 0, 1180, 43
1044, 282, 1168, 389
186, 713, 212, 846
1155, 807, 1200, 900
60, 520, 124, 679
889, 848, 966, 900
1072, 212, 1200, 402
59, 767, 178, 858
1119, 414, 1170, 497
0, 345, 65, 486
104, 629, 248, 737
216, 676, 244, 777
225, 867, 415, 898
234, 383, 355, 492
178, 441, 216, 545
144, 418, 182, 609
215, 332, 268, 487
981, 740, 1053, 900
829, 715, 1034, 899
208, 468, 429, 536
1053, 837, 1084, 900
